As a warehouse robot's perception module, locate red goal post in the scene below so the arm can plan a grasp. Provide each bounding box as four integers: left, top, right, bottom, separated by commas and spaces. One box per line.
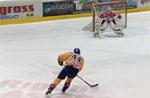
92, 1, 128, 32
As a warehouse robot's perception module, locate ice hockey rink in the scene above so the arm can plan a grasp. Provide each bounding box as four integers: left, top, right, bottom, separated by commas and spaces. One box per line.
0, 11, 150, 98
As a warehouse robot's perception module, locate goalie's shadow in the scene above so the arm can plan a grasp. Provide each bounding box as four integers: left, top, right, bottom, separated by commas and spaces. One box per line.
102, 26, 148, 38
102, 31, 121, 38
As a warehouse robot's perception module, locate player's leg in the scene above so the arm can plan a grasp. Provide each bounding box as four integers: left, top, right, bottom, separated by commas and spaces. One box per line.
62, 66, 79, 93
101, 20, 106, 26
94, 19, 109, 38
112, 19, 117, 25
94, 19, 101, 37
45, 78, 62, 95
109, 20, 124, 37
94, 21, 104, 37
62, 77, 73, 93
45, 67, 68, 95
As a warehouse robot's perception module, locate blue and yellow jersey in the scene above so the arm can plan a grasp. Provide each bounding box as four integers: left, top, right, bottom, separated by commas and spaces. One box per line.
58, 52, 84, 71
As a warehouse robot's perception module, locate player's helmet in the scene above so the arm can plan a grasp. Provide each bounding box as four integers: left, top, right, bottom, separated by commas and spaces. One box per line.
105, 7, 112, 13
73, 48, 80, 55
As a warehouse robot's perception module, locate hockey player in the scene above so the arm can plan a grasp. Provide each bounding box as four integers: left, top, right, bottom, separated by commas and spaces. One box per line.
94, 7, 124, 37
45, 48, 84, 95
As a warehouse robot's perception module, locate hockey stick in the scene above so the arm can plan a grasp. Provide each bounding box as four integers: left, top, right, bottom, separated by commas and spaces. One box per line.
77, 75, 99, 88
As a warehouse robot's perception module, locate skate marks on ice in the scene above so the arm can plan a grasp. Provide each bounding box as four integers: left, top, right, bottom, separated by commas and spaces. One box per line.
0, 80, 48, 98
0, 80, 111, 98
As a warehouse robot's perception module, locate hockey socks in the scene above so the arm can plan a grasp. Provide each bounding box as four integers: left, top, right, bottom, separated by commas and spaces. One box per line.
45, 84, 56, 95
62, 82, 70, 92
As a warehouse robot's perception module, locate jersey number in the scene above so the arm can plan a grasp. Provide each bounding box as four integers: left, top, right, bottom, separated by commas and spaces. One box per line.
72, 55, 81, 62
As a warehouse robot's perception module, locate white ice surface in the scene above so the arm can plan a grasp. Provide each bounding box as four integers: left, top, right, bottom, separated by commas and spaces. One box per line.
0, 11, 150, 98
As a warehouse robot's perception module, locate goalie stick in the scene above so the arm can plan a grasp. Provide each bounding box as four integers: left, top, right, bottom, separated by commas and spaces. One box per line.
77, 75, 99, 87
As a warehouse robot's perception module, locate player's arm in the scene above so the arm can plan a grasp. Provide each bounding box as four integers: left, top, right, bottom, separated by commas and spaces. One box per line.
112, 11, 117, 17
99, 13, 103, 18
117, 14, 122, 19
58, 55, 64, 66
109, 11, 117, 25
78, 58, 84, 72
112, 11, 121, 20
57, 52, 72, 66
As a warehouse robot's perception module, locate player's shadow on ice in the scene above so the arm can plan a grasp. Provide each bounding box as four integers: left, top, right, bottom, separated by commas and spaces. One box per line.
103, 26, 148, 38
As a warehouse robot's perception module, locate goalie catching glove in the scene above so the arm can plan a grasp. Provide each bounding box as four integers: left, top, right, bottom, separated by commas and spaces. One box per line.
117, 14, 122, 19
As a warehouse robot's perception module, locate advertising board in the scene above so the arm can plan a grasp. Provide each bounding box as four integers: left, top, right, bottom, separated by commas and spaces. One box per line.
43, 1, 74, 16
0, 1, 42, 20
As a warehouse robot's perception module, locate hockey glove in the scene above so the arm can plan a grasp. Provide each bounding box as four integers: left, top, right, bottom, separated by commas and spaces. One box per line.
117, 14, 122, 19
58, 61, 63, 66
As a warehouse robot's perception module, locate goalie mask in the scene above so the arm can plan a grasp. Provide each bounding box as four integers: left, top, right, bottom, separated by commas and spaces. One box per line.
105, 7, 112, 13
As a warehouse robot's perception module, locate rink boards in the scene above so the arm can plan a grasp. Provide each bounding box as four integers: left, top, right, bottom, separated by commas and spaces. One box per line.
0, 6, 150, 25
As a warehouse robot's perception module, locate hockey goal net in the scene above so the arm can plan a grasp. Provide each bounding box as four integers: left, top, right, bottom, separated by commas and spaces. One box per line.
83, 1, 127, 32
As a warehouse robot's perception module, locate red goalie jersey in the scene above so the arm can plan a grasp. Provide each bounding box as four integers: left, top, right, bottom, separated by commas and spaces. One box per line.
99, 11, 116, 19
99, 7, 117, 22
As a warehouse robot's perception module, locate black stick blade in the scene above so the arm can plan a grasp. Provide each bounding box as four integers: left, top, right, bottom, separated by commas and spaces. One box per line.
91, 84, 99, 87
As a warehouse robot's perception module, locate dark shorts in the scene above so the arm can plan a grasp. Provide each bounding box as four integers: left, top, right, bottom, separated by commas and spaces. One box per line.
57, 66, 79, 80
